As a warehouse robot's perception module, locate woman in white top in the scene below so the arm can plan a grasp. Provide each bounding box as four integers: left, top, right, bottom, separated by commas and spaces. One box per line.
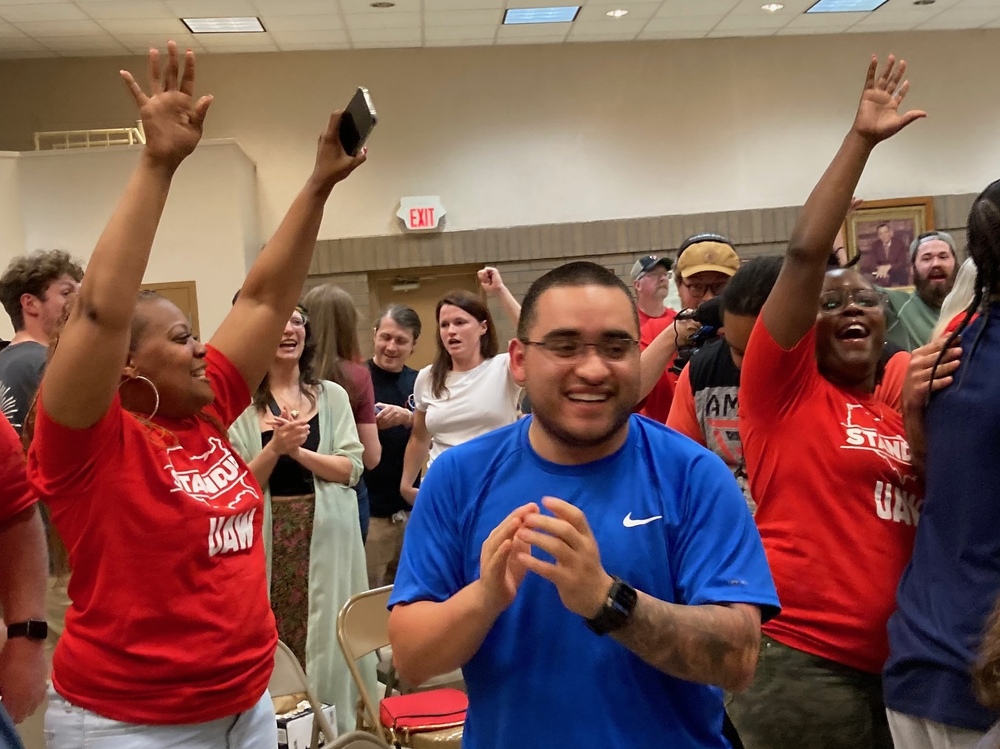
400, 268, 521, 502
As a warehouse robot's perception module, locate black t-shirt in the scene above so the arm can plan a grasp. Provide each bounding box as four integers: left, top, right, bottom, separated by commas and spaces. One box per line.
366, 360, 420, 518
262, 411, 321, 497
0, 340, 46, 433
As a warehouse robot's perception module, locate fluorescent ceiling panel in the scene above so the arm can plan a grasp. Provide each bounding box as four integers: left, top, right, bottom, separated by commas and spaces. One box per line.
807, 0, 888, 12
503, 6, 580, 24
181, 16, 265, 33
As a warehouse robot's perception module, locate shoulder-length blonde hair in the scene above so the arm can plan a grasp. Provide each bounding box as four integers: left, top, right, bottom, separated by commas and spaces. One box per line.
302, 284, 362, 405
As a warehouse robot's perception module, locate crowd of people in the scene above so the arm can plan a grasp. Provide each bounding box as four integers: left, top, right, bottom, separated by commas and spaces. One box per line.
1, 43, 999, 749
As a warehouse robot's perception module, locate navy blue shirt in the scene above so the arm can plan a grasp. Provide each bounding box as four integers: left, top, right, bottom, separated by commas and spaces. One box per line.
390, 415, 779, 749
885, 304, 1000, 731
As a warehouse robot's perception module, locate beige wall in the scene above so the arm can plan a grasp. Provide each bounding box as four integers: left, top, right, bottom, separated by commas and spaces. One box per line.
0, 154, 25, 272
0, 30, 997, 245
0, 141, 258, 340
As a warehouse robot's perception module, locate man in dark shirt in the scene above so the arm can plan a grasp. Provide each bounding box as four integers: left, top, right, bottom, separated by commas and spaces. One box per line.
0, 250, 83, 432
365, 305, 422, 588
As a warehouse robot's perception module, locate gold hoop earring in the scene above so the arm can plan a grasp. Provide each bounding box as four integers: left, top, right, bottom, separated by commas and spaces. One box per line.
119, 374, 160, 420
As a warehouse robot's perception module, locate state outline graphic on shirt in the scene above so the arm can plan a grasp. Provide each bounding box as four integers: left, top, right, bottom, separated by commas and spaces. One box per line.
840, 403, 915, 487
162, 436, 258, 510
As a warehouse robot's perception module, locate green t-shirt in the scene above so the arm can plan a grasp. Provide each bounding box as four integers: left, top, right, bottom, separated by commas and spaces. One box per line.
883, 288, 939, 352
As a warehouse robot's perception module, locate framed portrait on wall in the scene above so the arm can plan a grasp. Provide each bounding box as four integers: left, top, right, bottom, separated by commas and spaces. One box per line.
845, 197, 935, 289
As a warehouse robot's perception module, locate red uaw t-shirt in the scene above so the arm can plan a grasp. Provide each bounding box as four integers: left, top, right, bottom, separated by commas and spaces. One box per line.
1, 415, 35, 523
28, 346, 276, 724
740, 319, 920, 674
637, 309, 680, 423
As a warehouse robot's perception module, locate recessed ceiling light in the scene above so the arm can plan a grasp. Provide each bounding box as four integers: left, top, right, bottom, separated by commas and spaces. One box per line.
503, 6, 581, 24
182, 16, 265, 33
761, 3, 784, 11
806, 0, 889, 12
606, 9, 629, 17
370, 2, 396, 8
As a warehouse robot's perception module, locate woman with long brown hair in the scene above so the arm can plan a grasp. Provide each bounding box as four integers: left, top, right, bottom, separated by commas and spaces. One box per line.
399, 269, 521, 503
302, 283, 380, 540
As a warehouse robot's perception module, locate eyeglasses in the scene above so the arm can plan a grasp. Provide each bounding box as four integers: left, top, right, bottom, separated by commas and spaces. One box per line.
818, 289, 885, 313
681, 280, 727, 298
289, 315, 308, 328
520, 337, 639, 361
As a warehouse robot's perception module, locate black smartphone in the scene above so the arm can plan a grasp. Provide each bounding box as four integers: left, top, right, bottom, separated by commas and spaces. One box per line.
339, 87, 377, 157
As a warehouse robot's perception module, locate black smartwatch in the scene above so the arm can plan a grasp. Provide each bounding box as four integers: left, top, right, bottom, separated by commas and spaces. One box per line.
6, 620, 48, 642
585, 576, 637, 636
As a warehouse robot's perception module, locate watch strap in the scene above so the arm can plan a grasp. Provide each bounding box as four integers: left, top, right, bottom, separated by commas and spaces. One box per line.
585, 576, 637, 636
6, 619, 48, 641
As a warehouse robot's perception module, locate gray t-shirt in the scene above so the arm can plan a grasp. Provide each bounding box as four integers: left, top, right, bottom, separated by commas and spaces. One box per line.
0, 340, 47, 433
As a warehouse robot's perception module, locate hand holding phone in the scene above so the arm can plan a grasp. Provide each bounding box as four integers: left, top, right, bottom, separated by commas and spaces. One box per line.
339, 87, 377, 157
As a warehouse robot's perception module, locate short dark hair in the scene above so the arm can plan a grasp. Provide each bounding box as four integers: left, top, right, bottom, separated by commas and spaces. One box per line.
0, 250, 83, 331
721, 256, 783, 317
377, 303, 421, 341
518, 261, 637, 340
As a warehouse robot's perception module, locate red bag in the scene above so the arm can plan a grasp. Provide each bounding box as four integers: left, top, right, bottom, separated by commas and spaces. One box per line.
379, 688, 467, 741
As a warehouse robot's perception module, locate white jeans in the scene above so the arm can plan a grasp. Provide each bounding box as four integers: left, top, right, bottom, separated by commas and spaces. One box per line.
886, 709, 986, 749
43, 686, 276, 749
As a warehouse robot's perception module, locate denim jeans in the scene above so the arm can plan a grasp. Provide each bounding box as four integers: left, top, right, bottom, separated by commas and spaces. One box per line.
0, 704, 23, 749
44, 687, 276, 749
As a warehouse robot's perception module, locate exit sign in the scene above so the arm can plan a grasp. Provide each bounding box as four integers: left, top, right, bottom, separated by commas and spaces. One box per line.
397, 196, 446, 232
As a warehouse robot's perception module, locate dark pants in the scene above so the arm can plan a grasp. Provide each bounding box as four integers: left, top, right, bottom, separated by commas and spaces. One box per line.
356, 478, 370, 544
728, 635, 893, 749
0, 704, 24, 749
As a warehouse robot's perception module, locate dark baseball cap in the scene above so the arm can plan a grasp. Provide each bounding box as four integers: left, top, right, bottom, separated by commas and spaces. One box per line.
630, 254, 673, 282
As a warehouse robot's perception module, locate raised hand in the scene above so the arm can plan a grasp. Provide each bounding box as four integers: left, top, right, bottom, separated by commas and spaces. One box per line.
309, 111, 368, 195
120, 41, 213, 171
852, 54, 926, 146
478, 267, 505, 296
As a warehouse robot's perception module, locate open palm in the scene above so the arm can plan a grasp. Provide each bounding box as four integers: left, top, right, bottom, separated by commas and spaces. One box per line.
853, 54, 926, 145
121, 41, 213, 170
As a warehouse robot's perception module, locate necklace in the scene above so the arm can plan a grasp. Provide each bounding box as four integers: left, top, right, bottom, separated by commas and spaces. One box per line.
272, 388, 304, 419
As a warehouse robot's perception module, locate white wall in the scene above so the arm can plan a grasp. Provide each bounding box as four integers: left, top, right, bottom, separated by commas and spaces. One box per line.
0, 154, 24, 272
0, 30, 997, 242
0, 141, 257, 340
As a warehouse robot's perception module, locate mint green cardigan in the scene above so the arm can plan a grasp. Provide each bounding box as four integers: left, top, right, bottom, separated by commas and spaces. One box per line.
229, 380, 377, 736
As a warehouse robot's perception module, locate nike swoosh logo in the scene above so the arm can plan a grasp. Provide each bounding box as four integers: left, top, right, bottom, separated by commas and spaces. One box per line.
623, 513, 663, 528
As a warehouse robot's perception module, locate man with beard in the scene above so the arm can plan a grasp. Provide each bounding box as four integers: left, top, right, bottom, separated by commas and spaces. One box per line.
388, 261, 778, 749
882, 231, 958, 351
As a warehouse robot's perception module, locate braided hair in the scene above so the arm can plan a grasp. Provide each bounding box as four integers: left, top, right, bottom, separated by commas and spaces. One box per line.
929, 179, 1000, 386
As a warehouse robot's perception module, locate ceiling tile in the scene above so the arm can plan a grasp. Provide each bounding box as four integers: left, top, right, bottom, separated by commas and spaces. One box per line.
712, 12, 787, 29
345, 11, 421, 27
259, 14, 345, 31
0, 34, 50, 50
270, 28, 349, 43
348, 25, 422, 41
0, 49, 58, 58
79, 1, 175, 20
423, 22, 496, 38
0, 19, 24, 36
568, 30, 639, 40
918, 8, 1000, 28
568, 17, 647, 33
252, 0, 343, 13
424, 9, 501, 25
115, 32, 204, 48
576, 3, 661, 21
14, 19, 106, 36
39, 34, 129, 50
196, 37, 278, 51
637, 28, 705, 37
340, 0, 419, 13
166, 0, 260, 17
0, 4, 89, 23
277, 41, 351, 49
99, 18, 189, 34
707, 26, 776, 36
495, 22, 570, 36
652, 0, 737, 17
495, 33, 566, 43
643, 15, 719, 31
780, 10, 863, 28
727, 0, 814, 14
424, 36, 494, 44
423, 0, 504, 10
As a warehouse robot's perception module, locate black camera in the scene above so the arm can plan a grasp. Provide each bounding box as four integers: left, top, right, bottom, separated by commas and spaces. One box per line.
669, 297, 723, 375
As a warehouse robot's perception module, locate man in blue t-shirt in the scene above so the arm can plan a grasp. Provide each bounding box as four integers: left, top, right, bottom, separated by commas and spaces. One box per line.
388, 261, 779, 749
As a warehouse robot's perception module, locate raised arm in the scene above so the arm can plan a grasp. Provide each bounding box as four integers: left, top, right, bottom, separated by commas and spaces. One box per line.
42, 43, 211, 428
762, 55, 925, 349
478, 267, 520, 329
211, 115, 366, 391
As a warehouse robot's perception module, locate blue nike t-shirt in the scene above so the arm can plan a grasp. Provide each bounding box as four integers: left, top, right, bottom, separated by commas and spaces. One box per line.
390, 415, 780, 749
